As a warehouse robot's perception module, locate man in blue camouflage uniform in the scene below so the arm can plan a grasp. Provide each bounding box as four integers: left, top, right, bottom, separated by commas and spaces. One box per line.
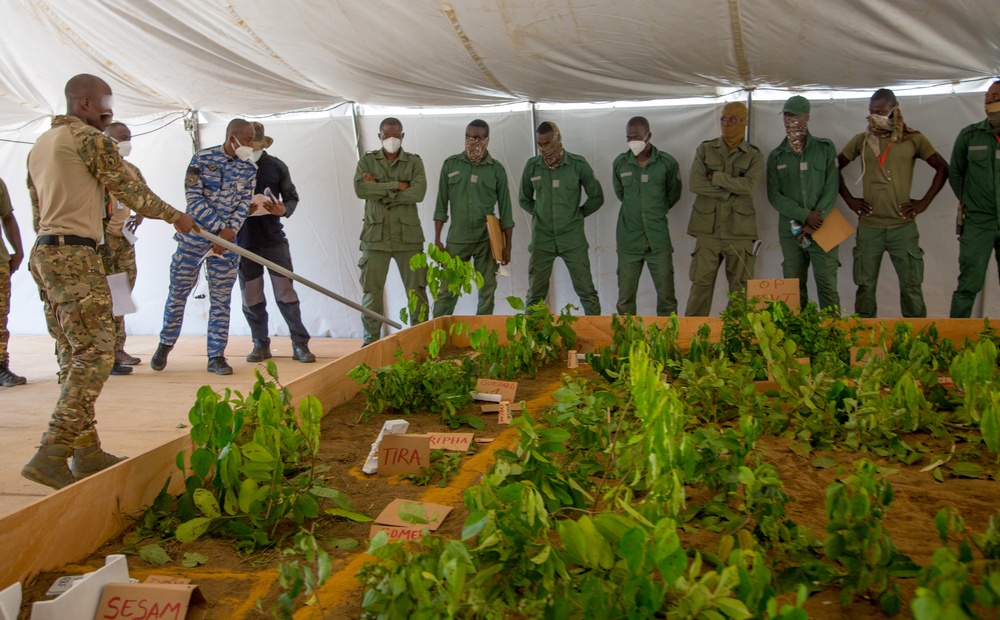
22, 74, 195, 489
151, 119, 257, 375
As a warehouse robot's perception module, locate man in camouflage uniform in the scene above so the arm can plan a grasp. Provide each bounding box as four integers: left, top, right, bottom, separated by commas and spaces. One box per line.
354, 117, 428, 346
0, 175, 26, 386
99, 122, 144, 374
23, 74, 195, 490
151, 119, 257, 375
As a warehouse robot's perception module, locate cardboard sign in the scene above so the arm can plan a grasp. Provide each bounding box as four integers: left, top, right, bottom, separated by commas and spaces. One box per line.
426, 432, 474, 452
811, 207, 855, 252
94, 584, 207, 620
486, 214, 505, 261
498, 401, 513, 425
144, 576, 191, 585
575, 336, 597, 353
475, 378, 517, 401
377, 434, 430, 476
747, 278, 799, 311
480, 402, 523, 413
374, 499, 452, 530
362, 419, 410, 474
369, 524, 428, 542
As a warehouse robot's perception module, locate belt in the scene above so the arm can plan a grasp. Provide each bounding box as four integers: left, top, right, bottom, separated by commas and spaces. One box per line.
36, 234, 97, 249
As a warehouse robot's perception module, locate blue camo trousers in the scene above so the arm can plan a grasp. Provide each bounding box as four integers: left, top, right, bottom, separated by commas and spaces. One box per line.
159, 241, 238, 357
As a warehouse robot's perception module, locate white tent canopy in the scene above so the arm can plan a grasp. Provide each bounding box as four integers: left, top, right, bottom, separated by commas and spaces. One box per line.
2, 1, 999, 342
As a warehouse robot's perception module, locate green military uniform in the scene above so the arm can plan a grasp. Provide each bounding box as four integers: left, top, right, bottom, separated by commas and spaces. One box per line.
354, 148, 428, 345
0, 178, 14, 364
519, 150, 604, 314
948, 119, 1000, 317
685, 137, 763, 316
26, 115, 182, 448
840, 131, 937, 317
612, 144, 682, 315
766, 133, 841, 309
432, 152, 514, 317
98, 160, 143, 355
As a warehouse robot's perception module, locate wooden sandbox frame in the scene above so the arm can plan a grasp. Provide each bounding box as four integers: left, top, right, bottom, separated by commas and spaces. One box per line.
0, 316, 988, 588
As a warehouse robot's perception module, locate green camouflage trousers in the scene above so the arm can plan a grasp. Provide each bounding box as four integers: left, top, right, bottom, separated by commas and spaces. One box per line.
0, 260, 9, 359
99, 234, 137, 352
29, 243, 114, 445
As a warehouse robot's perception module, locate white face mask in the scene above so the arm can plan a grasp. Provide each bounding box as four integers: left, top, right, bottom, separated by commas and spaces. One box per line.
628, 139, 647, 157
381, 137, 402, 154
251, 149, 263, 163
230, 136, 254, 162
116, 140, 132, 158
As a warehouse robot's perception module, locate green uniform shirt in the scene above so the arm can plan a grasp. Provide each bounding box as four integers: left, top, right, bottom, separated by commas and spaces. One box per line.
686, 137, 763, 239
0, 177, 12, 261
766, 133, 839, 238
612, 144, 682, 253
519, 150, 604, 252
949, 119, 1000, 230
354, 148, 427, 252
840, 131, 937, 229
434, 152, 514, 244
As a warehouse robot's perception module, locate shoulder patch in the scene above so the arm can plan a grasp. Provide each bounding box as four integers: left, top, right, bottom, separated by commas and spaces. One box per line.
185, 166, 200, 186
206, 163, 219, 172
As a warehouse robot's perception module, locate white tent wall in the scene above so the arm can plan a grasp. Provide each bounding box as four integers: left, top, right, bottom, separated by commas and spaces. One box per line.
1, 89, 997, 342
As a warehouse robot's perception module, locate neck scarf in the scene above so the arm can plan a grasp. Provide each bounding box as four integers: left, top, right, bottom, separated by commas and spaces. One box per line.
465, 137, 489, 163
539, 122, 564, 168
784, 115, 808, 155
721, 102, 748, 150
864, 103, 917, 159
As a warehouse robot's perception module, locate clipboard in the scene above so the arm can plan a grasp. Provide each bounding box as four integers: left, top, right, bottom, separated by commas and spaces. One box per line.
486, 214, 504, 261
811, 207, 855, 252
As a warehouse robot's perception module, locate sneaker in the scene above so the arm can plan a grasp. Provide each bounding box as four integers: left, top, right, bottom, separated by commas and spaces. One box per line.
150, 343, 173, 371
246, 342, 272, 363
0, 361, 27, 387
207, 356, 233, 375
292, 343, 316, 363
110, 362, 133, 376
115, 350, 141, 365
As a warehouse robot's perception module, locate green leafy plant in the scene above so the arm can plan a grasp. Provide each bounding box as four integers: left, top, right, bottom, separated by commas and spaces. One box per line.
400, 450, 462, 487
268, 528, 332, 619
402, 243, 483, 324
469, 297, 577, 380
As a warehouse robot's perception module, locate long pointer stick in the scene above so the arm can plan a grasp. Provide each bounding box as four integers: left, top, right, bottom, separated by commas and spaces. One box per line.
194, 228, 402, 329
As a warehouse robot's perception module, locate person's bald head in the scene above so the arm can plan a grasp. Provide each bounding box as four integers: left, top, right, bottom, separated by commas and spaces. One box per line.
224, 119, 254, 158
870, 88, 898, 117
65, 73, 114, 131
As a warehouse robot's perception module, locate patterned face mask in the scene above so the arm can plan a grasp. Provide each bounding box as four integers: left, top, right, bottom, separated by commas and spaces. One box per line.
537, 122, 564, 168
784, 115, 808, 154
465, 136, 489, 163
986, 100, 1000, 130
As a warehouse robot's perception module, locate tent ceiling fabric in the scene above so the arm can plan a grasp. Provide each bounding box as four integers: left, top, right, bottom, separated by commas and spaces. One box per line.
0, 0, 998, 124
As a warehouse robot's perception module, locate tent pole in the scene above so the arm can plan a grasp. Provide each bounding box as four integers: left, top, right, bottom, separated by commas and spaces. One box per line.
351, 102, 364, 160
183, 109, 200, 153
745, 89, 754, 140
529, 102, 538, 157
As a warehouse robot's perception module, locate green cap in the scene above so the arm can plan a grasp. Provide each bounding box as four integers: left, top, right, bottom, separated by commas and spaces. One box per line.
782, 95, 810, 116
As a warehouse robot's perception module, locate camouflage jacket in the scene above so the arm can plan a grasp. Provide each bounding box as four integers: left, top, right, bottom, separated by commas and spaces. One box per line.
181, 145, 257, 244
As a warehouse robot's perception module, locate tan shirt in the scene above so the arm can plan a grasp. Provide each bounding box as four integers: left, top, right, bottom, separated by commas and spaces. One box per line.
27, 115, 180, 243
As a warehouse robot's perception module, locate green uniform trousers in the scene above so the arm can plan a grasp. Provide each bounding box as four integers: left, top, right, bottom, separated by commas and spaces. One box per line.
98, 234, 137, 353
778, 236, 841, 310
616, 248, 677, 316
527, 245, 601, 315
359, 249, 428, 346
433, 240, 498, 317
853, 222, 925, 318
0, 260, 9, 360
950, 225, 1000, 318
685, 237, 756, 317
29, 243, 114, 445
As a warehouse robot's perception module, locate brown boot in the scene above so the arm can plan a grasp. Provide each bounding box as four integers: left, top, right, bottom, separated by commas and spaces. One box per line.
71, 436, 127, 480
22, 442, 75, 489
0, 356, 26, 387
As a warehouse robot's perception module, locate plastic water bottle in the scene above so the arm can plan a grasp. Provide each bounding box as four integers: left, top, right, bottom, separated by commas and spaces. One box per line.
790, 220, 811, 248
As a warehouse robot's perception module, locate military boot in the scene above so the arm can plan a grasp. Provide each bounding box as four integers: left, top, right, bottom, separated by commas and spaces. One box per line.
246, 341, 272, 363
150, 343, 173, 371
207, 356, 233, 375
115, 350, 141, 365
0, 356, 27, 387
292, 343, 316, 363
70, 432, 126, 480
21, 438, 75, 489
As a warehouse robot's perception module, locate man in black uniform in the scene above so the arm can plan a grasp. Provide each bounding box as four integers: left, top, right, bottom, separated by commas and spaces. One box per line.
239, 122, 314, 363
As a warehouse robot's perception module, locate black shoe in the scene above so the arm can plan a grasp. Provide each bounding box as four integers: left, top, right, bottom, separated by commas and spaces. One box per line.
0, 361, 26, 387
115, 350, 141, 365
150, 343, 173, 371
207, 356, 233, 375
292, 343, 316, 363
246, 342, 272, 363
110, 362, 133, 376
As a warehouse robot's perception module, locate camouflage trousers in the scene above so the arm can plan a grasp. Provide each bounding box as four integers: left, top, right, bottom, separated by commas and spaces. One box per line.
98, 234, 137, 353
0, 259, 9, 359
160, 240, 238, 357
29, 243, 114, 446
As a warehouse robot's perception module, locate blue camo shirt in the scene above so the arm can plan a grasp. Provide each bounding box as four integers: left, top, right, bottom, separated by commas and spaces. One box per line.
179, 145, 256, 245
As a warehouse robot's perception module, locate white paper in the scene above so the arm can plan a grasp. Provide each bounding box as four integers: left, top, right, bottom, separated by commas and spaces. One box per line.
107, 272, 136, 316
470, 392, 503, 403
121, 218, 138, 246
249, 193, 270, 216
362, 419, 410, 474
